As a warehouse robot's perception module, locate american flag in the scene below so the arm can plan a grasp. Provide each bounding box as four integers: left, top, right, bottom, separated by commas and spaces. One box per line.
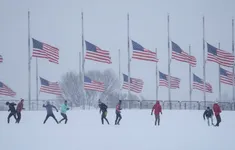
159, 71, 180, 89
32, 38, 59, 64
207, 43, 234, 67
220, 67, 234, 85
122, 74, 144, 93
132, 40, 158, 62
0, 81, 16, 97
193, 74, 212, 93
171, 41, 196, 67
40, 77, 62, 95
84, 76, 105, 92
85, 41, 111, 64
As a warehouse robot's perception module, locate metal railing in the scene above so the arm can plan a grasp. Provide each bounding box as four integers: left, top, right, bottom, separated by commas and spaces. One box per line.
0, 99, 234, 111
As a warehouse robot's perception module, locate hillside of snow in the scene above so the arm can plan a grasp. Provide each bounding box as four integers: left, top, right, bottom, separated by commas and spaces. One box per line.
0, 109, 234, 150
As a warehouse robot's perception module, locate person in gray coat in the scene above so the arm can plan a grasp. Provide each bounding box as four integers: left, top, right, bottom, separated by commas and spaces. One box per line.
43, 101, 59, 124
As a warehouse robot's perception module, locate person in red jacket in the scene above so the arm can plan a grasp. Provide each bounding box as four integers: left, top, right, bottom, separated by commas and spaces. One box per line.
151, 100, 162, 126
16, 98, 25, 123
213, 102, 222, 127
115, 100, 122, 125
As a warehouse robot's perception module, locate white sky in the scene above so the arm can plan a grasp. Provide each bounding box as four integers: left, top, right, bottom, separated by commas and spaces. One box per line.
1, 0, 235, 101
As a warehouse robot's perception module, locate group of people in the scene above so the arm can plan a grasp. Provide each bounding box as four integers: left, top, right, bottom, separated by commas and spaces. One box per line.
203, 102, 222, 126
5, 99, 222, 127
6, 99, 70, 124
6, 98, 24, 123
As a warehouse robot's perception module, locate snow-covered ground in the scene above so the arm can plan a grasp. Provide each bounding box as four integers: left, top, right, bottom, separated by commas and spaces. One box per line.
0, 109, 234, 150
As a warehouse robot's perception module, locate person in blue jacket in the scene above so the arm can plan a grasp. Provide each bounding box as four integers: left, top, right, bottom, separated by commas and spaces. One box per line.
59, 100, 69, 124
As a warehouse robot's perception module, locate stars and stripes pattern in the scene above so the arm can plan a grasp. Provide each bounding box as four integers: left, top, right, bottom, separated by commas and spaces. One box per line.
84, 76, 105, 92
39, 77, 62, 95
159, 71, 180, 89
193, 74, 212, 93
122, 74, 144, 93
0, 81, 16, 97
207, 43, 234, 67
85, 41, 112, 64
32, 38, 59, 64
132, 40, 158, 62
0, 55, 3, 63
171, 41, 196, 67
220, 67, 234, 85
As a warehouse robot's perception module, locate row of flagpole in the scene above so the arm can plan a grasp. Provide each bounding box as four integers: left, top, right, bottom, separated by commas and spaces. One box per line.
26, 11, 235, 110
78, 13, 235, 110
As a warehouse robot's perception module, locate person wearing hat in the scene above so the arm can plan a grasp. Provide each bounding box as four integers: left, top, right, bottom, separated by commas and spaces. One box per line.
203, 106, 214, 126
16, 98, 25, 123
5, 101, 17, 123
98, 99, 109, 125
151, 100, 162, 126
213, 101, 222, 127
115, 100, 122, 125
59, 100, 69, 124
43, 101, 59, 124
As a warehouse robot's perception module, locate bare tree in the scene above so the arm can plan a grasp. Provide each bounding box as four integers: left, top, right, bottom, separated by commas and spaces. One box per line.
59, 69, 146, 108
59, 71, 83, 106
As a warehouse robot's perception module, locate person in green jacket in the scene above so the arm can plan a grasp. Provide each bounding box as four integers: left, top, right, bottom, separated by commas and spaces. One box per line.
59, 100, 69, 124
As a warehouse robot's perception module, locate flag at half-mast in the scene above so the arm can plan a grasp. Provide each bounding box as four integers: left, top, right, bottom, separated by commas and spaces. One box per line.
84, 76, 105, 92
220, 67, 235, 85
131, 40, 158, 62
159, 71, 181, 89
85, 41, 111, 64
0, 81, 16, 97
32, 38, 59, 64
39, 77, 62, 96
193, 74, 212, 93
0, 55, 3, 63
207, 43, 234, 67
171, 41, 196, 67
122, 74, 144, 93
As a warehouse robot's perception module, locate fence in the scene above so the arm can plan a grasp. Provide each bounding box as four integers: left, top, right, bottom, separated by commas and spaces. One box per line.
0, 99, 235, 111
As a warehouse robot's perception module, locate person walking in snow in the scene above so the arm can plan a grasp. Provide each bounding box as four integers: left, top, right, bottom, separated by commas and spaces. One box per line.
151, 100, 162, 126
98, 99, 109, 125
115, 100, 122, 125
203, 106, 213, 126
5, 101, 17, 123
16, 98, 25, 123
59, 100, 69, 124
213, 102, 222, 127
43, 101, 59, 124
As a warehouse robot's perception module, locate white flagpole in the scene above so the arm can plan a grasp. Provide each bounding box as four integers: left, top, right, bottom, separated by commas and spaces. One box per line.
167, 14, 172, 109
36, 58, 39, 110
203, 16, 206, 109
127, 13, 131, 103
28, 10, 31, 110
81, 11, 86, 110
155, 48, 158, 100
218, 43, 221, 102
232, 18, 234, 103
189, 45, 192, 109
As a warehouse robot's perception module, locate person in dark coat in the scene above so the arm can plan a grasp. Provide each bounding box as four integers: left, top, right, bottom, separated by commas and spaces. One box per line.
43, 101, 59, 124
203, 107, 214, 126
16, 98, 25, 123
5, 102, 17, 123
151, 100, 162, 126
213, 102, 222, 127
98, 99, 109, 125
115, 100, 122, 125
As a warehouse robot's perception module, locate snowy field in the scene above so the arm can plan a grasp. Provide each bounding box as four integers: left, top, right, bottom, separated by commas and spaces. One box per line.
0, 109, 234, 150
